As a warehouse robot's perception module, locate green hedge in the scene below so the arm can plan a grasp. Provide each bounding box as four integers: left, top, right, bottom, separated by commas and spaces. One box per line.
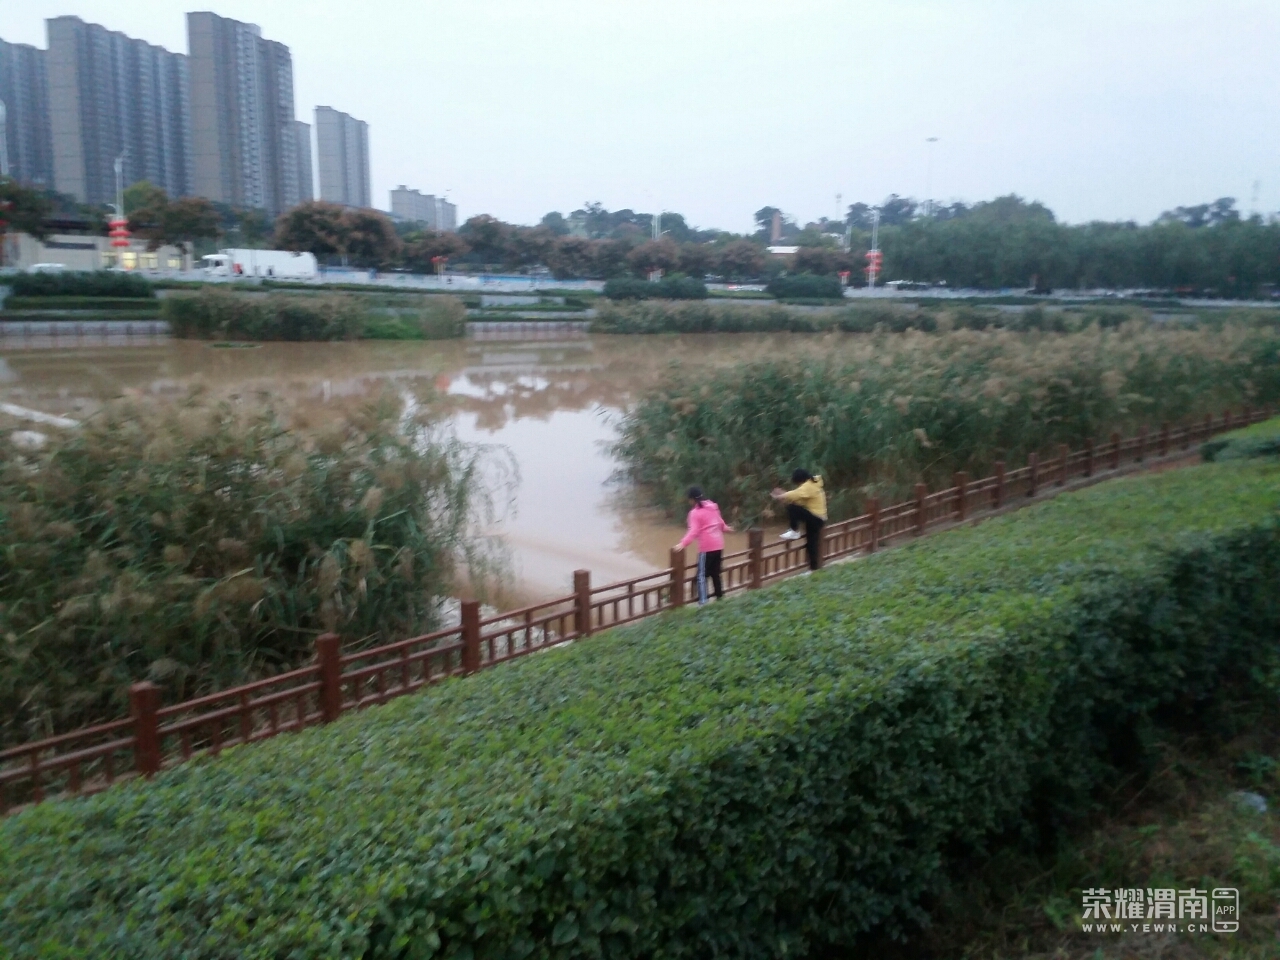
162, 288, 365, 340
1201, 415, 1280, 462
2, 463, 1279, 957
602, 276, 708, 300
766, 273, 844, 300
9, 271, 155, 299
2, 295, 162, 312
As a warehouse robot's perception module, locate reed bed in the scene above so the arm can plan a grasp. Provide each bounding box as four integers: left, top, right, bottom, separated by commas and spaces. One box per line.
0, 388, 498, 748
613, 322, 1280, 521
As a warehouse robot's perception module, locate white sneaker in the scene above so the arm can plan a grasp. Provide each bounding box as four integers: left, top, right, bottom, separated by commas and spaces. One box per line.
778, 529, 802, 542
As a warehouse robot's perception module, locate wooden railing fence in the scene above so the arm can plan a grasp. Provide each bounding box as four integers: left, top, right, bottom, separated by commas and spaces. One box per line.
1, 406, 1272, 814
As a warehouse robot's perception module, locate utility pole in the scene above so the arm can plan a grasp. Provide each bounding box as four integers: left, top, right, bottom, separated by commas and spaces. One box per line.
652, 210, 661, 241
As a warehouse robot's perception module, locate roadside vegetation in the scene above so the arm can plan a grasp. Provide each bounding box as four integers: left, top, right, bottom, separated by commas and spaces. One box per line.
0, 387, 499, 749
613, 322, 1280, 520
2, 461, 1276, 956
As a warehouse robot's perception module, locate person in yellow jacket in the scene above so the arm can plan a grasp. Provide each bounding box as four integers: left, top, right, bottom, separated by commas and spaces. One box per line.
770, 469, 827, 571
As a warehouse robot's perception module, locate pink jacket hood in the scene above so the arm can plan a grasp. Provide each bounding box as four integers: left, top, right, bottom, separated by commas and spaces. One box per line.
678, 499, 730, 553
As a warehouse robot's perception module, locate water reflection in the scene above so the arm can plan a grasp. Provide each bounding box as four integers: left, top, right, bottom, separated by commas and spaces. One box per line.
0, 334, 801, 600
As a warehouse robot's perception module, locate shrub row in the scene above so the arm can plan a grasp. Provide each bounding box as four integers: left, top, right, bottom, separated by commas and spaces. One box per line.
0, 390, 493, 748
766, 273, 844, 300
162, 288, 365, 340
2, 296, 163, 312
2, 462, 1278, 956
1201, 415, 1280, 462
589, 300, 1160, 336
9, 270, 155, 299
162, 288, 468, 340
602, 276, 708, 300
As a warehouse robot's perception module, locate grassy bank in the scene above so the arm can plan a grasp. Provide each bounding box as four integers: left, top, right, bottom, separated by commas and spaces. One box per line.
1, 461, 1277, 956
0, 388, 497, 749
162, 287, 467, 340
863, 716, 1280, 959
613, 323, 1280, 520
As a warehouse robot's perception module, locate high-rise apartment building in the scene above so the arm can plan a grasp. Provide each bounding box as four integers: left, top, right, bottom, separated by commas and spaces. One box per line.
45, 16, 191, 205
293, 119, 313, 202
187, 12, 302, 216
390, 185, 456, 231
315, 106, 370, 209
0, 39, 53, 187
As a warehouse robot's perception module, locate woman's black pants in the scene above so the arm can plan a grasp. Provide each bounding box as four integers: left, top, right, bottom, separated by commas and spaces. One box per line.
787, 503, 826, 570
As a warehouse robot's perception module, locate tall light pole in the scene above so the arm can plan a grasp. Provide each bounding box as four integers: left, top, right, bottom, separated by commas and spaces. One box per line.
0, 101, 9, 177
925, 137, 939, 218
865, 207, 882, 289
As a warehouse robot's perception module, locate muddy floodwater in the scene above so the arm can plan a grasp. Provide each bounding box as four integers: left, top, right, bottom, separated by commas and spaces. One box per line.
0, 332, 817, 602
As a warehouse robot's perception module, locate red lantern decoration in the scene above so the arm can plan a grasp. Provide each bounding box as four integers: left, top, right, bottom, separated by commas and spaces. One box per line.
108, 217, 131, 248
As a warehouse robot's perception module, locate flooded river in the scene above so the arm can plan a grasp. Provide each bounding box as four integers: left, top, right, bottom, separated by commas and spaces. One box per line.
0, 332, 811, 601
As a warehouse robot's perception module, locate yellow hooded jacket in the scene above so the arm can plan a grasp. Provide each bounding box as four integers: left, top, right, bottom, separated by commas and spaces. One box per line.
779, 476, 827, 520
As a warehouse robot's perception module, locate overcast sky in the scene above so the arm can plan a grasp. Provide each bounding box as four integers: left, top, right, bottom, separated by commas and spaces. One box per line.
6, 1, 1278, 232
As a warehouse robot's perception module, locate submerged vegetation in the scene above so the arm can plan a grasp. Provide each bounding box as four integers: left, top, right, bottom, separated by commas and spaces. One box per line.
614, 323, 1280, 520
0, 388, 498, 748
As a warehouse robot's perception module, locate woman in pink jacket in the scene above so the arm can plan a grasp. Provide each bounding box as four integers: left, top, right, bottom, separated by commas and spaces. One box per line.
676, 486, 734, 605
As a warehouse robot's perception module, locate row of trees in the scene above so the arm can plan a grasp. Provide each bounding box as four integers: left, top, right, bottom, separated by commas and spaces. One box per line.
6, 176, 1280, 295
272, 203, 776, 280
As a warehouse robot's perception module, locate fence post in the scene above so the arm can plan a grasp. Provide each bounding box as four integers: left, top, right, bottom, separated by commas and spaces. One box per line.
574, 569, 592, 638
1202, 412, 1212, 442
914, 482, 927, 535
130, 681, 161, 778
1028, 453, 1039, 497
460, 601, 481, 675
1136, 425, 1148, 462
748, 529, 764, 588
953, 472, 968, 521
1109, 431, 1121, 470
669, 546, 686, 607
867, 497, 881, 552
1223, 409, 1232, 433
1084, 438, 1095, 478
1159, 422, 1170, 457
316, 632, 343, 721
1057, 444, 1069, 486
994, 461, 1005, 508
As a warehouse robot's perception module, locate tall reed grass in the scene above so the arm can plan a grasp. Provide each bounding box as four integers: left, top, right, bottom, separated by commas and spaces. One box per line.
613, 323, 1280, 521
0, 388, 499, 747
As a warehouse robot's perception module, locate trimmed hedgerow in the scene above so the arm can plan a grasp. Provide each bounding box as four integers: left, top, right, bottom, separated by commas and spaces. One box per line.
1201, 415, 1280, 462
766, 273, 844, 300
602, 276, 708, 300
9, 271, 155, 299
1, 463, 1279, 957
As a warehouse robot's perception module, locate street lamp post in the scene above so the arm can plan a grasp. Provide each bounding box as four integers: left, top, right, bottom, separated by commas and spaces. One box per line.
925, 137, 939, 218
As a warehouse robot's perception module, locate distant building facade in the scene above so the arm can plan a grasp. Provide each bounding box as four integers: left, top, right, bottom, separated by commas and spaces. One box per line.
315, 106, 370, 208
293, 119, 313, 202
4, 228, 190, 272
390, 185, 456, 231
45, 16, 191, 205
0, 38, 53, 187
187, 12, 302, 216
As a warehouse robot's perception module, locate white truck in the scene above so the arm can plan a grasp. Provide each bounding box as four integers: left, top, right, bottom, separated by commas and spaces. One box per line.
201, 249, 318, 279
